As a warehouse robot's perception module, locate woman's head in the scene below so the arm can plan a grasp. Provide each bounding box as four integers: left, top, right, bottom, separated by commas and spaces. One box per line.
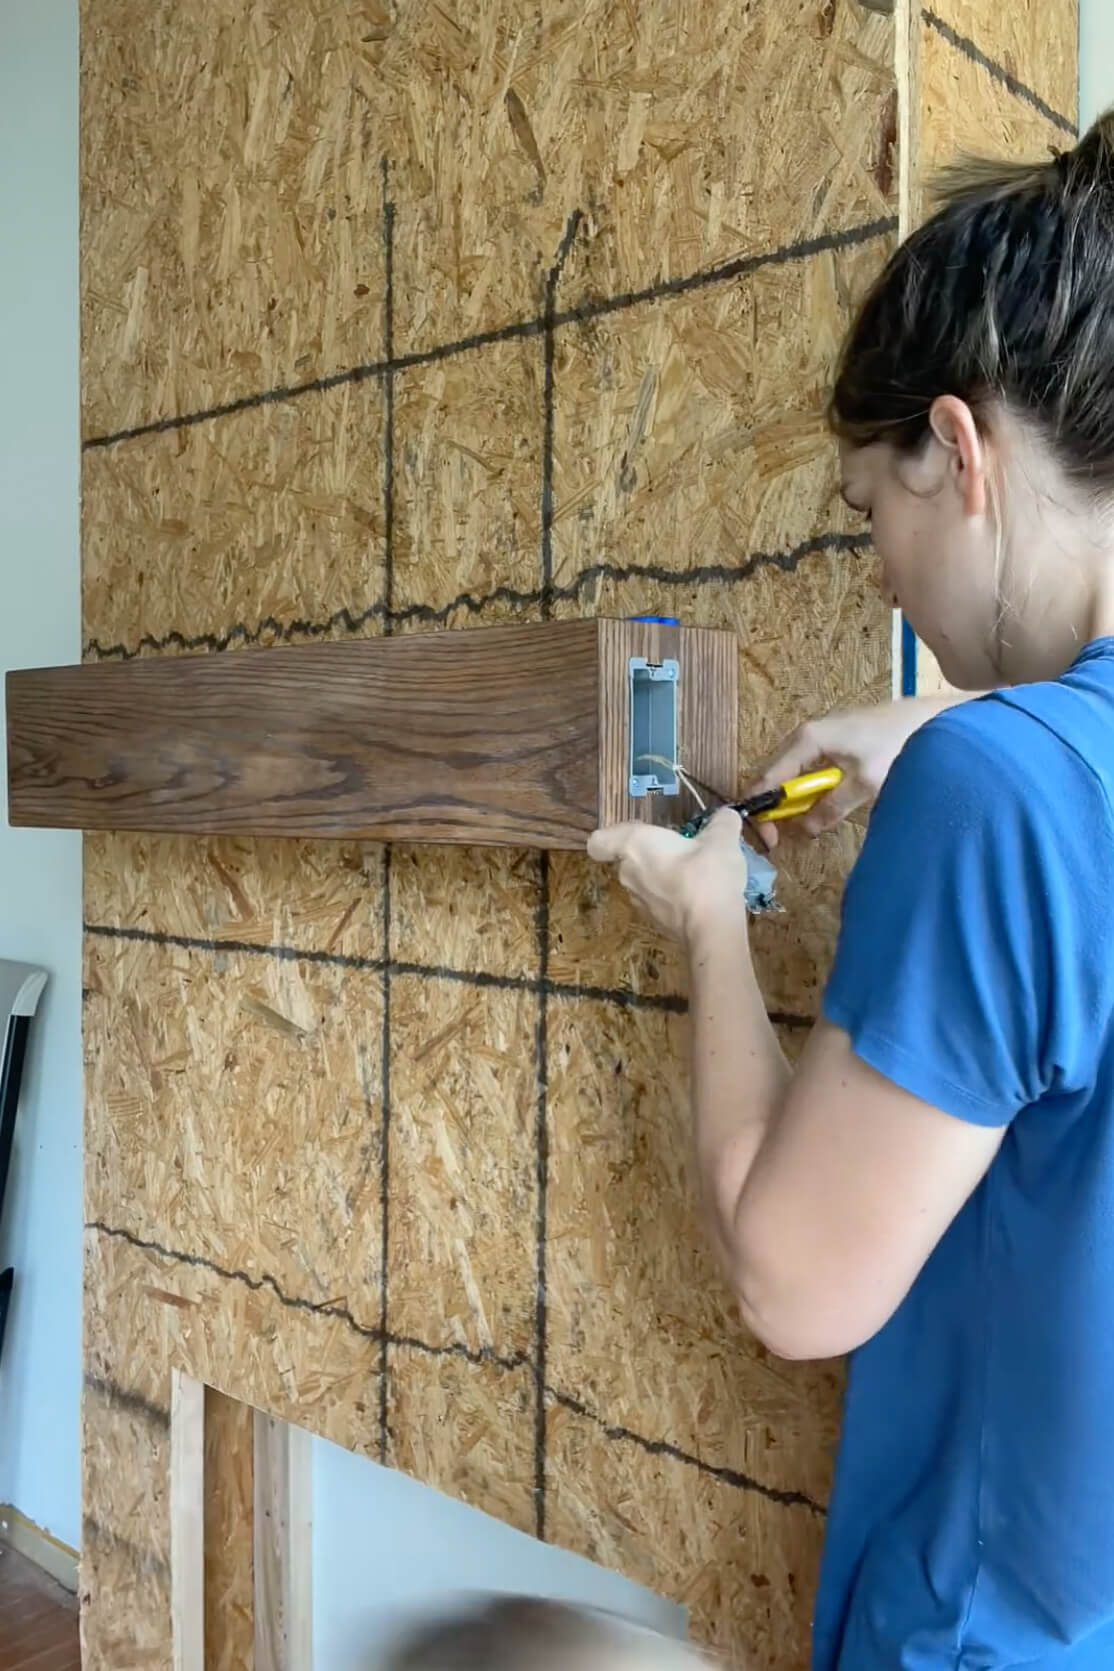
831, 110, 1114, 689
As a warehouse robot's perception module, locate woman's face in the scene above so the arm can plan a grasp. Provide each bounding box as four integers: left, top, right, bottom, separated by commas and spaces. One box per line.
839, 423, 1006, 690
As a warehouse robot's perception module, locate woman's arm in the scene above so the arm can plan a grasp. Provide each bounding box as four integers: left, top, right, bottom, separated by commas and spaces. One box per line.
716, 1022, 1004, 1360
689, 903, 1003, 1360
681, 867, 790, 1292
592, 810, 1005, 1361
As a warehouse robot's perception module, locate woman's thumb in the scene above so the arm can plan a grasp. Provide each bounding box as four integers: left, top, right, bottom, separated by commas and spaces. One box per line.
745, 725, 823, 797
701, 805, 743, 846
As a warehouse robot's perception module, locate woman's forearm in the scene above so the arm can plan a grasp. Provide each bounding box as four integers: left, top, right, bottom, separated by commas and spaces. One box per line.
686, 903, 790, 1285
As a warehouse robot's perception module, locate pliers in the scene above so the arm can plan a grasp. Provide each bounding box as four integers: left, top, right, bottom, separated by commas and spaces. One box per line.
679, 767, 844, 838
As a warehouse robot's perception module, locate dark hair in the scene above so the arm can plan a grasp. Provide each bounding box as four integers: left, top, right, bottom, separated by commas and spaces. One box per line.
382, 1598, 703, 1671
830, 109, 1114, 491
383, 1598, 606, 1671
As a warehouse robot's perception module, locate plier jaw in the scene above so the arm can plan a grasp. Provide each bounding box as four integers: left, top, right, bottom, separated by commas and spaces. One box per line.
677, 767, 844, 838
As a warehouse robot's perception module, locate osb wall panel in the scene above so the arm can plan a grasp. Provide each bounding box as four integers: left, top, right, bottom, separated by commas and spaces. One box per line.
81, 0, 897, 437
921, 2, 1077, 142
78, 1, 908, 1665
918, 6, 1077, 187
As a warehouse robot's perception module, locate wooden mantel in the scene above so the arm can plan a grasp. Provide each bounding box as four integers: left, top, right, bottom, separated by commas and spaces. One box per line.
6, 618, 737, 849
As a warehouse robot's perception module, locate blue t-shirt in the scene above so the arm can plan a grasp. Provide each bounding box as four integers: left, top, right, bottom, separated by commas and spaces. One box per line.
814, 637, 1114, 1671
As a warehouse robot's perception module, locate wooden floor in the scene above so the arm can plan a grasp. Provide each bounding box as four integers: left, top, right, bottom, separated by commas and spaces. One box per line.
0, 1543, 80, 1670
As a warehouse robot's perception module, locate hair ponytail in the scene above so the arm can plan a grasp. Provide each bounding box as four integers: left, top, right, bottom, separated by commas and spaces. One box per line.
830, 109, 1114, 493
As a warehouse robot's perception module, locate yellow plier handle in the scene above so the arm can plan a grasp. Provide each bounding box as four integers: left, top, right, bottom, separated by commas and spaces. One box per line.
746, 766, 845, 823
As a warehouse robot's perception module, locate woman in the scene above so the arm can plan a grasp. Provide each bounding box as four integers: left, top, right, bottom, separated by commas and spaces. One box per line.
588, 114, 1114, 1670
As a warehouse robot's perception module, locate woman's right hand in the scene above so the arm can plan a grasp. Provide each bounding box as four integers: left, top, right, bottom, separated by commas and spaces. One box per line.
746, 695, 971, 846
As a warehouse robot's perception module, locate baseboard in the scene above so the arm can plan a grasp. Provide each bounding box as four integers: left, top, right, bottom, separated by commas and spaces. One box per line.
0, 1503, 79, 1592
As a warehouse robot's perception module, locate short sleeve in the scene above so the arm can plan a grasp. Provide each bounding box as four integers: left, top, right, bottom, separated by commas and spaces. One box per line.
822, 708, 1075, 1127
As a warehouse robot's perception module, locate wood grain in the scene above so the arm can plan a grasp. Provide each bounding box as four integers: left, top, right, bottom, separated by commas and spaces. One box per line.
8, 620, 736, 848
252, 1410, 312, 1671
170, 1369, 205, 1671
597, 618, 738, 829
0, 1543, 80, 1671
205, 1386, 255, 1671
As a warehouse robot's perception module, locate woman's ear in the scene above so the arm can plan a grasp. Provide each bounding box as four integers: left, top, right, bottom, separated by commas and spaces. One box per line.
928, 395, 988, 517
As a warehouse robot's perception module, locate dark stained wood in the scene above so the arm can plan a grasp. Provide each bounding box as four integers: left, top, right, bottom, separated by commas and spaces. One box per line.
596, 617, 738, 829
0, 1544, 80, 1671
7, 619, 737, 849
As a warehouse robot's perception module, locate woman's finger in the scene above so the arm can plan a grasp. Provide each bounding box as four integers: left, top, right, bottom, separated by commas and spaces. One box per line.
616, 868, 653, 918
746, 724, 828, 797
796, 798, 853, 839
587, 824, 634, 864
767, 776, 867, 842
699, 805, 743, 846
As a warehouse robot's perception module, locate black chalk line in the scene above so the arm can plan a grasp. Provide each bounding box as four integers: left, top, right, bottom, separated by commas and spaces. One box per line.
82, 919, 814, 1030
82, 531, 870, 662
922, 11, 1076, 137
82, 217, 896, 452
86, 1219, 824, 1515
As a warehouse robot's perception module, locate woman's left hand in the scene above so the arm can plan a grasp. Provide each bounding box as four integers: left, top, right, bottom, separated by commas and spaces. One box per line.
586, 806, 749, 941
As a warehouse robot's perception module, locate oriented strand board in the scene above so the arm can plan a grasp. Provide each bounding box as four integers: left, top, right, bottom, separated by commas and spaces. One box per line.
544, 249, 891, 736
919, 22, 1075, 188
384, 0, 896, 355
544, 235, 892, 1004
83, 932, 386, 1314
548, 243, 891, 612
386, 1345, 538, 1539
81, 1369, 172, 1669
391, 341, 544, 628
923, 2, 1077, 135
82, 1213, 387, 1496
386, 975, 538, 1357
545, 996, 843, 1509
546, 1402, 825, 1668
78, 0, 1084, 1665
83, 830, 386, 957
911, 1, 1078, 234
80, 1513, 171, 1671
81, 0, 895, 437
80, 0, 394, 437
546, 848, 688, 1002
82, 388, 386, 660
391, 846, 542, 981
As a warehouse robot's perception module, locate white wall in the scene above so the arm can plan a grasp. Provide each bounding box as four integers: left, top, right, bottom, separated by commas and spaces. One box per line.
0, 0, 83, 1552
311, 1436, 685, 1670
1079, 0, 1114, 131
